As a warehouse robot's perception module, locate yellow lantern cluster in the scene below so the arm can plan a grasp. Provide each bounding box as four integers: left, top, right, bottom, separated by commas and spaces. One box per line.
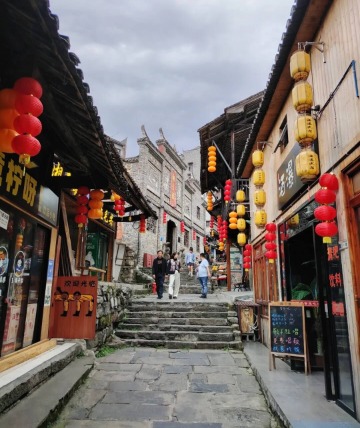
229, 211, 238, 230
290, 48, 319, 183
207, 191, 213, 211
208, 145, 216, 172
252, 149, 267, 228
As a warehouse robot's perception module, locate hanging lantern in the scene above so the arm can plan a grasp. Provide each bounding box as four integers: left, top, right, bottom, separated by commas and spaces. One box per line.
252, 169, 265, 186
315, 188, 336, 205
180, 221, 185, 233
0, 89, 18, 108
222, 221, 228, 239
294, 115, 317, 147
236, 204, 246, 217
290, 50, 311, 81
314, 205, 337, 221
265, 242, 277, 251
209, 216, 214, 229
13, 114, 42, 136
74, 187, 90, 228
224, 179, 232, 203
287, 214, 299, 228
265, 223, 276, 232
319, 173, 339, 191
237, 233, 247, 246
207, 191, 213, 211
265, 250, 277, 264
139, 215, 146, 233
0, 108, 19, 129
243, 249, 251, 257
229, 211, 238, 230
236, 189, 246, 202
315, 222, 338, 244
252, 150, 264, 168
237, 218, 246, 231
0, 128, 18, 153
292, 81, 313, 112
163, 211, 167, 224
208, 145, 217, 172
245, 243, 252, 252
11, 134, 41, 165
295, 148, 319, 182
254, 210, 267, 228
264, 223, 277, 263
88, 189, 104, 219
218, 242, 225, 251
14, 77, 43, 98
265, 232, 276, 242
192, 229, 196, 240
254, 189, 266, 207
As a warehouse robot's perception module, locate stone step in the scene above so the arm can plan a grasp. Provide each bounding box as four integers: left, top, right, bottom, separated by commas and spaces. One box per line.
116, 329, 234, 342
124, 310, 228, 319
116, 338, 243, 350
116, 323, 233, 333
129, 302, 229, 312
123, 317, 229, 326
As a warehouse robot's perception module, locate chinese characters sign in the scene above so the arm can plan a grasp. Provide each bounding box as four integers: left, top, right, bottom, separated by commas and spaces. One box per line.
277, 144, 304, 209
49, 276, 97, 339
0, 153, 59, 226
170, 170, 177, 208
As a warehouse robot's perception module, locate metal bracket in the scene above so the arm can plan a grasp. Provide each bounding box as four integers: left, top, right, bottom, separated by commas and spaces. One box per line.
298, 41, 326, 63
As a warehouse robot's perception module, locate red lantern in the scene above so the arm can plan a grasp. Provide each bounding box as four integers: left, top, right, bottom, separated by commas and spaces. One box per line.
224, 179, 232, 203
210, 216, 214, 229
139, 215, 146, 233
315, 222, 338, 244
74, 214, 88, 226
243, 249, 251, 257
77, 186, 90, 196
265, 232, 276, 242
314, 205, 337, 222
192, 230, 196, 240
265, 250, 277, 263
14, 77, 43, 98
77, 195, 89, 205
12, 134, 41, 165
75, 188, 89, 228
245, 244, 252, 251
265, 242, 277, 251
243, 262, 251, 270
13, 114, 42, 136
15, 94, 43, 116
76, 205, 88, 215
180, 221, 185, 233
319, 173, 339, 191
163, 212, 167, 224
314, 189, 336, 205
244, 256, 251, 263
265, 223, 276, 232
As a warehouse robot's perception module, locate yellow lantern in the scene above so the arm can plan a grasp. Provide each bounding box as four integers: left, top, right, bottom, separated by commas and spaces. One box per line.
229, 211, 237, 219
253, 169, 265, 186
294, 115, 317, 148
237, 233, 247, 246
295, 149, 319, 182
229, 211, 237, 229
254, 210, 267, 228
287, 214, 299, 228
254, 189, 266, 207
208, 146, 216, 172
236, 204, 246, 217
236, 189, 245, 202
292, 81, 313, 112
219, 242, 224, 251
290, 50, 311, 81
252, 150, 264, 168
237, 218, 246, 231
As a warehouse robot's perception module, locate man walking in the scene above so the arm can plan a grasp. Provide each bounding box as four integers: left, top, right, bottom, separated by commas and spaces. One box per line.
152, 250, 168, 299
197, 253, 211, 298
185, 247, 196, 277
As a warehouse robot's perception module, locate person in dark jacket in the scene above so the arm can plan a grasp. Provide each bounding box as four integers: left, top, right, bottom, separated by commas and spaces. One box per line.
166, 252, 181, 299
152, 250, 168, 299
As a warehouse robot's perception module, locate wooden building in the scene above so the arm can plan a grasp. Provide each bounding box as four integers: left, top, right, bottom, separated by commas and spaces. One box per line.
0, 0, 155, 368
237, 0, 360, 420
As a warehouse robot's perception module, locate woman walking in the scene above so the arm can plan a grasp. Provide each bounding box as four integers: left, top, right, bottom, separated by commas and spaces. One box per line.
197, 253, 211, 298
167, 252, 181, 299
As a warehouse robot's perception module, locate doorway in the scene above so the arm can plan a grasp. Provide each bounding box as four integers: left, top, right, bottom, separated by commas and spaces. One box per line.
166, 220, 177, 254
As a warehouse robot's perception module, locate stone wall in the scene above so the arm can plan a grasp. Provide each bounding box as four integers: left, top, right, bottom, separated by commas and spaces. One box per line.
86, 281, 132, 349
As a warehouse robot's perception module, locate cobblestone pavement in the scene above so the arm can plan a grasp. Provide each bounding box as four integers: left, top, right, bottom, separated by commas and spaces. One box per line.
54, 347, 280, 428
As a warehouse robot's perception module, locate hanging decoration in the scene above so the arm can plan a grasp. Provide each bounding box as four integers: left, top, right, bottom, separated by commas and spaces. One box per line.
217, 216, 224, 251
236, 189, 246, 202
207, 145, 217, 172
207, 191, 213, 211
74, 186, 90, 228
111, 191, 125, 216
180, 221, 185, 233
163, 211, 167, 224
290, 48, 319, 183
252, 149, 267, 228
88, 189, 104, 219
0, 88, 19, 153
264, 223, 277, 263
243, 243, 252, 271
139, 215, 146, 233
224, 179, 232, 204
228, 210, 237, 230
314, 173, 339, 243
12, 77, 43, 165
192, 229, 196, 240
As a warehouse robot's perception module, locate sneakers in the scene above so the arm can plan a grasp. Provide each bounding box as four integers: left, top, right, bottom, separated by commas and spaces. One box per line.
169, 294, 173, 299
200, 294, 207, 298
157, 296, 163, 300
173, 296, 177, 299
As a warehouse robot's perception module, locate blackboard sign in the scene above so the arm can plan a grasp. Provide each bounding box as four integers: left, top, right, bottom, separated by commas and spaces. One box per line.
269, 302, 309, 374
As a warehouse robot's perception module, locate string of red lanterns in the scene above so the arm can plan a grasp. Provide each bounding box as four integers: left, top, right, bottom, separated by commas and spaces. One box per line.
163, 211, 167, 224
314, 173, 339, 243
224, 179, 232, 204
180, 221, 185, 233
139, 215, 146, 233
74, 186, 89, 228
243, 243, 252, 271
265, 223, 277, 263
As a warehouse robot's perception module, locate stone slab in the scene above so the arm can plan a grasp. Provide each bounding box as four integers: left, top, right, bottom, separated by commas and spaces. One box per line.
102, 390, 175, 405
89, 403, 170, 421
108, 380, 148, 392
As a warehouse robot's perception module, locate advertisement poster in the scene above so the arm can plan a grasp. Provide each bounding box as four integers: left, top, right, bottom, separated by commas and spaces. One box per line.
49, 276, 97, 339
1, 305, 21, 356
22, 303, 37, 347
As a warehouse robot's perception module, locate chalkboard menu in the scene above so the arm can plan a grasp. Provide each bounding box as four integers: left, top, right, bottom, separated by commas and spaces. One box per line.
269, 302, 305, 355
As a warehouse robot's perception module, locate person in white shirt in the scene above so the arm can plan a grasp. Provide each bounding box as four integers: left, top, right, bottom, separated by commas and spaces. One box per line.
166, 253, 181, 299
185, 247, 196, 276
196, 253, 211, 298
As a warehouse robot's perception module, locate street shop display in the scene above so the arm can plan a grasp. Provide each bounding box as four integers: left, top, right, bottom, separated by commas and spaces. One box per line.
269, 301, 309, 374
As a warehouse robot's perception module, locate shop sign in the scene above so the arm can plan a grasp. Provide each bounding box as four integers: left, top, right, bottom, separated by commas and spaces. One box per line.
49, 276, 97, 339
170, 170, 177, 208
0, 209, 9, 230
0, 153, 58, 226
277, 144, 304, 209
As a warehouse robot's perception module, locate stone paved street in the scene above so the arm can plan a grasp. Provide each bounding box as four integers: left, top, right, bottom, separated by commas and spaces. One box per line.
54, 347, 279, 428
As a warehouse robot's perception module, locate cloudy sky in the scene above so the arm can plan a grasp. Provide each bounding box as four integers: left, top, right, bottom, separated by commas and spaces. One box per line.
50, 0, 294, 157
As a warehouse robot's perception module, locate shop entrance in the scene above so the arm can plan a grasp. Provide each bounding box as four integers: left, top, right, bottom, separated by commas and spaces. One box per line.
0, 203, 50, 357
166, 220, 176, 254
282, 204, 356, 415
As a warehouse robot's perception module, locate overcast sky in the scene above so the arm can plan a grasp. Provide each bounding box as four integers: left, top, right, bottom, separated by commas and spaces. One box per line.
50, 0, 294, 157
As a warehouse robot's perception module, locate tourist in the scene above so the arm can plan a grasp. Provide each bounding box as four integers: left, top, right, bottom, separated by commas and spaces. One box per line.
185, 247, 196, 276
152, 250, 168, 299
196, 253, 211, 298
167, 252, 181, 299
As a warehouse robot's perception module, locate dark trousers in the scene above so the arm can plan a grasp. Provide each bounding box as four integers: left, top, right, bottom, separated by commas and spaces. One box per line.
156, 274, 164, 298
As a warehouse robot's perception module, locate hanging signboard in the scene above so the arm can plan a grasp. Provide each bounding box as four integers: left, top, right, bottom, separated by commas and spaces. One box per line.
49, 276, 97, 339
269, 301, 309, 374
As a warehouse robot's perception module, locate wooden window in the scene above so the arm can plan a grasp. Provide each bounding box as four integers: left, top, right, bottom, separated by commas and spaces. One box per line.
274, 116, 288, 153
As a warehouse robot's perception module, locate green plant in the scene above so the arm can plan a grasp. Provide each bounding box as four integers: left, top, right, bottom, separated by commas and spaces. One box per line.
95, 345, 116, 358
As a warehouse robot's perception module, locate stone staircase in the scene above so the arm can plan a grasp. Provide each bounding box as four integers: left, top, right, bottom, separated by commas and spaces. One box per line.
115, 300, 242, 350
